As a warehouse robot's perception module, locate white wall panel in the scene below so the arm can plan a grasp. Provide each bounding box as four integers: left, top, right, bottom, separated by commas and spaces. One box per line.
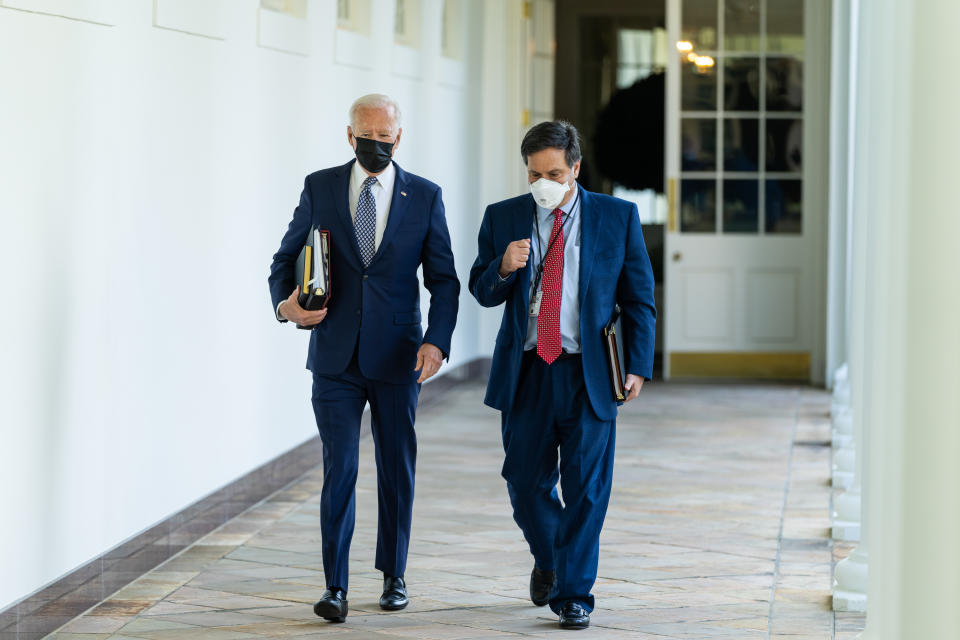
154, 0, 229, 40
0, 0, 493, 611
257, 5, 310, 56
682, 269, 734, 341
391, 43, 424, 79
334, 27, 374, 68
746, 269, 799, 342
1, 0, 120, 25
438, 56, 466, 88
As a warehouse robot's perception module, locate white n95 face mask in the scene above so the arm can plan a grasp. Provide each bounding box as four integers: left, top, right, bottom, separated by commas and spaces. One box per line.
529, 177, 571, 209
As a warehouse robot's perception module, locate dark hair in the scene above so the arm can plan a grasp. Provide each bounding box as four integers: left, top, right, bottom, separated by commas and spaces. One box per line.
520, 120, 582, 168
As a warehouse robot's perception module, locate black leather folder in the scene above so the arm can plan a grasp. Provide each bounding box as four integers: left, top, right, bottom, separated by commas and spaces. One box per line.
295, 228, 331, 322
604, 305, 626, 401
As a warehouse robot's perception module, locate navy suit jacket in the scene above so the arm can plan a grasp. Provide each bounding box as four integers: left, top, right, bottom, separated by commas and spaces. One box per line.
469, 186, 656, 422
269, 160, 459, 385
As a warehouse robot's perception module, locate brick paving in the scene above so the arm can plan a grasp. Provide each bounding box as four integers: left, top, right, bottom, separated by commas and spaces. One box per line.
46, 381, 865, 639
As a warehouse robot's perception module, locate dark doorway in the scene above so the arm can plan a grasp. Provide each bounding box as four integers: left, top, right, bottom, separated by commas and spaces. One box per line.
555, 0, 667, 377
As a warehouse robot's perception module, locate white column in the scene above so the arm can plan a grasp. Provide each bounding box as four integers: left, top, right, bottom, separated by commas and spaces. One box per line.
832, 362, 860, 541
824, 0, 853, 388
831, 405, 854, 490
832, 0, 868, 611
826, 0, 856, 512
830, 364, 854, 492
862, 0, 960, 637
833, 384, 867, 607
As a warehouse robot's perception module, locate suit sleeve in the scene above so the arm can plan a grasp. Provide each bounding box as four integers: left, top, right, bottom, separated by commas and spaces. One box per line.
268, 176, 312, 322
420, 186, 460, 359
617, 205, 657, 379
469, 205, 517, 308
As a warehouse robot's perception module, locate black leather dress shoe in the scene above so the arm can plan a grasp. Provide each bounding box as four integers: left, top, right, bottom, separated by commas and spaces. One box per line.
379, 575, 409, 610
313, 587, 348, 622
529, 567, 556, 606
559, 602, 590, 629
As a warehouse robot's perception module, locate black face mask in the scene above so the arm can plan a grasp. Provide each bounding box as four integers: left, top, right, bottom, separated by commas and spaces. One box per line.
354, 136, 394, 173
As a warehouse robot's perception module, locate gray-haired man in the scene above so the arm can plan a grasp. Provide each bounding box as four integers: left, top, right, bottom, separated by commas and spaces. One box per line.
269, 94, 460, 622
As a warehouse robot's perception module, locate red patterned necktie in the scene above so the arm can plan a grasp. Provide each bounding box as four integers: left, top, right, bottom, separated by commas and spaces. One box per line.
537, 208, 564, 364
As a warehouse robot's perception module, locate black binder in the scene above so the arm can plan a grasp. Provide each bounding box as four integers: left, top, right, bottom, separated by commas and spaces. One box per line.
603, 305, 626, 401
295, 228, 331, 323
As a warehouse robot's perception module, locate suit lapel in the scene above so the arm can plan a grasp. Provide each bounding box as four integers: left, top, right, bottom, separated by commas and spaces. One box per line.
578, 186, 600, 304
513, 195, 536, 334
330, 160, 363, 269
368, 161, 409, 265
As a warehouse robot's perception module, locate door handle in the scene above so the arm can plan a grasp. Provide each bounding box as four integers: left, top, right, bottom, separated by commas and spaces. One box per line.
672, 251, 683, 262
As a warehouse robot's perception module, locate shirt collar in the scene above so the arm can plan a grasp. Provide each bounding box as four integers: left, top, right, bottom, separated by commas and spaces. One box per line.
351, 159, 396, 192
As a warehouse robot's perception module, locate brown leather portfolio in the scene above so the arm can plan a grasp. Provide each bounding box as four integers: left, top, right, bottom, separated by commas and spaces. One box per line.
604, 305, 626, 401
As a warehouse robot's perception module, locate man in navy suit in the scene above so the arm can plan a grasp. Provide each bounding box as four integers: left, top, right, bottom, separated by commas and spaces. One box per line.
469, 121, 656, 630
269, 94, 459, 623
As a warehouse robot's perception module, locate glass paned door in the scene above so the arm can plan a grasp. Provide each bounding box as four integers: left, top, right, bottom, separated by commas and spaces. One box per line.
664, 0, 823, 381
676, 0, 803, 235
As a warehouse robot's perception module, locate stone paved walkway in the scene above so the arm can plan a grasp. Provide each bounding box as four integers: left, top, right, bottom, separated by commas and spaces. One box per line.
47, 382, 866, 639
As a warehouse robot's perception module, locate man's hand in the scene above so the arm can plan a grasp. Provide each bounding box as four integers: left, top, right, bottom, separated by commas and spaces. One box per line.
623, 374, 645, 402
415, 343, 444, 383
499, 238, 531, 277
279, 288, 328, 327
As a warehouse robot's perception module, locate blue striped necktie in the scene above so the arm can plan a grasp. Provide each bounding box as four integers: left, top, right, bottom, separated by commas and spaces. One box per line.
355, 176, 378, 267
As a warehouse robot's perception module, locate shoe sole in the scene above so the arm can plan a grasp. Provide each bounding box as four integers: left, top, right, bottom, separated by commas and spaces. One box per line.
379, 600, 408, 611
313, 600, 347, 622
559, 620, 590, 630
530, 571, 556, 608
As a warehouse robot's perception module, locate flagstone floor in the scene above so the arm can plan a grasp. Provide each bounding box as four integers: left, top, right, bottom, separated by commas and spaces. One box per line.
46, 381, 866, 639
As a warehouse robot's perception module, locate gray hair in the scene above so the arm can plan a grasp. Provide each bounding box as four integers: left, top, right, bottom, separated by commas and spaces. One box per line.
348, 94, 402, 130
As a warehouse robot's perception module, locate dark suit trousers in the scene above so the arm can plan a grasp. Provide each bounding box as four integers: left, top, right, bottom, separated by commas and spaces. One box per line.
500, 350, 616, 614
311, 351, 419, 592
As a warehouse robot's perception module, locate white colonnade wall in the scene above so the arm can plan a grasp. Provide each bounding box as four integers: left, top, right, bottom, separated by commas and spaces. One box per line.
0, 0, 531, 610
828, 0, 960, 636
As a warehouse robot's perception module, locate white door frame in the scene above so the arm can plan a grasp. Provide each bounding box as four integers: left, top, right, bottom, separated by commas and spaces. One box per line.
662, 0, 831, 383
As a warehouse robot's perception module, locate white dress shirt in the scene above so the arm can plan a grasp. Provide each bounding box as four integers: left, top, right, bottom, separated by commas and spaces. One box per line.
277, 160, 396, 321
523, 185, 583, 353
349, 159, 395, 251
